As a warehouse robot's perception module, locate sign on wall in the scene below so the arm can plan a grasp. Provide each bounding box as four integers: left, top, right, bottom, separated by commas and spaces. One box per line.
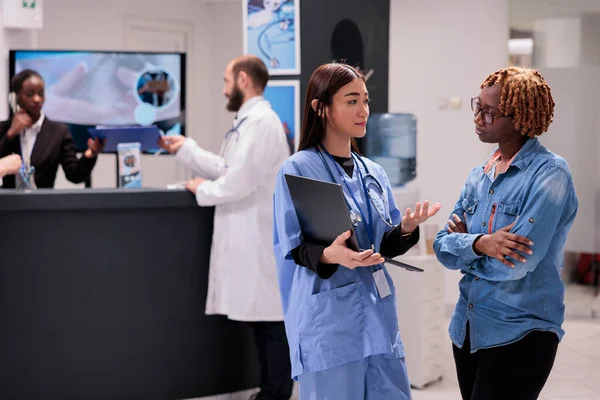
263, 80, 300, 154
2, 0, 43, 29
242, 0, 300, 76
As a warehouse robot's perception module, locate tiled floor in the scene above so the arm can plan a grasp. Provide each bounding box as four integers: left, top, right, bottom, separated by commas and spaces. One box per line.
195, 284, 600, 400
411, 317, 600, 400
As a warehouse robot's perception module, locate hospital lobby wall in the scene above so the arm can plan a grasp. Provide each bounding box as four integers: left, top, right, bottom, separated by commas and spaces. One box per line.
298, 0, 391, 152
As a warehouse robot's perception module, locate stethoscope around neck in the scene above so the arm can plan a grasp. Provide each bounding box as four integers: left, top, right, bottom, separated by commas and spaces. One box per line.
316, 145, 395, 239
219, 100, 268, 158
219, 116, 248, 159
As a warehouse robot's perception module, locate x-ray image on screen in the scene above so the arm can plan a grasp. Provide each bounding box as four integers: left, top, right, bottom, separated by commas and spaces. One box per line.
10, 50, 186, 153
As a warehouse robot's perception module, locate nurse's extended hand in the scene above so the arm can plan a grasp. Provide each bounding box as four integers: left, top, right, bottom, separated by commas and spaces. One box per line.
320, 230, 385, 269
401, 200, 442, 233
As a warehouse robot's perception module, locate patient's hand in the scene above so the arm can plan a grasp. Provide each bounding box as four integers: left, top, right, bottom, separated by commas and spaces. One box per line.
447, 213, 468, 234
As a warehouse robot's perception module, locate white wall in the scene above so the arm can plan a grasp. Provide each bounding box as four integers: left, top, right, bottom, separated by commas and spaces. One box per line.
207, 1, 244, 150
532, 13, 600, 69
533, 18, 582, 68
0, 30, 37, 119
389, 0, 508, 305
537, 67, 600, 254
580, 14, 600, 67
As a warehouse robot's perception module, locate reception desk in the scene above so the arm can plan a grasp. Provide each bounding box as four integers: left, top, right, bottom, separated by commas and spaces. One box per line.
0, 189, 259, 399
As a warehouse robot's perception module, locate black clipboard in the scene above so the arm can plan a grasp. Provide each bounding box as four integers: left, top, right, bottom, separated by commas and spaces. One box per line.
284, 174, 423, 272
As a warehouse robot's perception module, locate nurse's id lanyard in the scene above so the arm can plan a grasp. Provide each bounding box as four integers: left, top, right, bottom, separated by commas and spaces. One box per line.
318, 145, 392, 299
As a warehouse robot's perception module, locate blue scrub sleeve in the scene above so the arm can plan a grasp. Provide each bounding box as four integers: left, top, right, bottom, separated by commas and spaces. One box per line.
273, 162, 304, 259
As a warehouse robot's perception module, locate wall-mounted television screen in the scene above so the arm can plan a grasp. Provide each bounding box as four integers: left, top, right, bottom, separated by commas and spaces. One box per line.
9, 50, 186, 153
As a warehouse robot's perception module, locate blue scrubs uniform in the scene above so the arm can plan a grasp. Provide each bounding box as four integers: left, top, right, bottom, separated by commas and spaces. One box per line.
273, 148, 412, 399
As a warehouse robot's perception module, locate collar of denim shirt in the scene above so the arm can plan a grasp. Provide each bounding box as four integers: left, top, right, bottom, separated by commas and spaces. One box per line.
482, 137, 542, 173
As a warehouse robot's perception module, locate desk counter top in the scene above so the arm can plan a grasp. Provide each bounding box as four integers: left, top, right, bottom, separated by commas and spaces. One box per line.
0, 188, 200, 211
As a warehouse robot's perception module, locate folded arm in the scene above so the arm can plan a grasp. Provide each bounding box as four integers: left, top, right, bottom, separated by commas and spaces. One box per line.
433, 183, 485, 271
470, 166, 576, 281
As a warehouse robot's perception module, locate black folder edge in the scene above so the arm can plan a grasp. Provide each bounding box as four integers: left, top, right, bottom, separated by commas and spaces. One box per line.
381, 256, 424, 273
284, 174, 423, 273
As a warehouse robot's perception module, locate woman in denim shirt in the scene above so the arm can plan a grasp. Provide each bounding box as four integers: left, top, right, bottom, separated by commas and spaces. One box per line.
434, 67, 578, 400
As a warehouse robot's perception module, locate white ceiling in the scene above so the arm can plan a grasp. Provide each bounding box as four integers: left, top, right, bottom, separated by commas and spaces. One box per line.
190, 0, 600, 30
510, 0, 600, 29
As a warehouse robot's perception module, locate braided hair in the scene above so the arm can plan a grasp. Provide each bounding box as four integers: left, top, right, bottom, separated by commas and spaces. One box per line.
480, 67, 555, 138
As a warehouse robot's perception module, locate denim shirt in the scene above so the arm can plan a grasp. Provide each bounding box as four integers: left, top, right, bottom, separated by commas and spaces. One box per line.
433, 138, 578, 352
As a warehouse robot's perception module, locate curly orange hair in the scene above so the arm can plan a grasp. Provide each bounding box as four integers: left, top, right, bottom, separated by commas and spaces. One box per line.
481, 67, 555, 138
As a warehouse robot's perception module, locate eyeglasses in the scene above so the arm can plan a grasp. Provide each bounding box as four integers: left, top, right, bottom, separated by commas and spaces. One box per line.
471, 96, 513, 125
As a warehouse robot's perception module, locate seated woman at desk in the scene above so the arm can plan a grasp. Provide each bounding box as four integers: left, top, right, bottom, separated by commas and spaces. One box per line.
0, 69, 104, 188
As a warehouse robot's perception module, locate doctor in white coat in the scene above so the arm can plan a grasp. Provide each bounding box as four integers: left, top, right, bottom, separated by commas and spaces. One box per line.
158, 55, 292, 400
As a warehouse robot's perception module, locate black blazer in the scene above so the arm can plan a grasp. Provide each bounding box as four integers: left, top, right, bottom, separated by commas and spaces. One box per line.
0, 117, 97, 188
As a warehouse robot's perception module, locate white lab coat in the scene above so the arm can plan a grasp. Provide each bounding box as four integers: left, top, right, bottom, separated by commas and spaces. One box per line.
175, 96, 290, 321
